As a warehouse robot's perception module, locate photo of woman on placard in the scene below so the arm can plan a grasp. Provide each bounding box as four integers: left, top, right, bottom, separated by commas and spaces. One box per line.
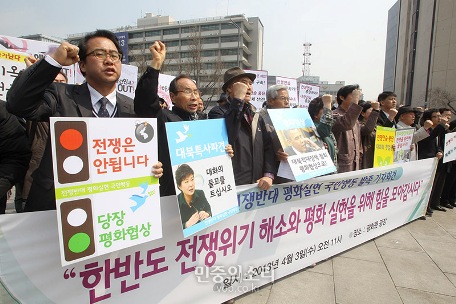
175, 164, 212, 228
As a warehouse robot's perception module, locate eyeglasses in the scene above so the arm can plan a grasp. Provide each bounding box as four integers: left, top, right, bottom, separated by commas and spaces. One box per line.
86, 49, 122, 62
275, 96, 290, 102
176, 89, 200, 96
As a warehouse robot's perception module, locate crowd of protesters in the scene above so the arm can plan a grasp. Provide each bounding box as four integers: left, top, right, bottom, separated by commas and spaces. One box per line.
1, 30, 455, 224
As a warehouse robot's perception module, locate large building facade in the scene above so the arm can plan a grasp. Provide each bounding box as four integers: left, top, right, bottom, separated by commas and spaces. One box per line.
68, 13, 264, 100
384, 0, 456, 108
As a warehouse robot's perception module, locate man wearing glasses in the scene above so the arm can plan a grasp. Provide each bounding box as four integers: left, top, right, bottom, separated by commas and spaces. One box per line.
258, 85, 291, 183
6, 30, 163, 211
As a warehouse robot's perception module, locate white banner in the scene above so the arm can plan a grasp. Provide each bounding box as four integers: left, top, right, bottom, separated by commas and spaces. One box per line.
298, 83, 320, 109
158, 73, 176, 109
443, 131, 456, 163
0, 159, 436, 304
244, 69, 268, 110
276, 76, 298, 108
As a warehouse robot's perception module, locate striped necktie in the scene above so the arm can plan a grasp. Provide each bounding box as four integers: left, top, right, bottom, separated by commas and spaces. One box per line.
97, 97, 110, 118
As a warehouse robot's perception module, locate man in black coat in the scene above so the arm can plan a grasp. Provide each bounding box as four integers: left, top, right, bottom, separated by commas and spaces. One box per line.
209, 67, 276, 190
0, 100, 31, 214
7, 30, 162, 211
134, 42, 205, 196
377, 91, 398, 128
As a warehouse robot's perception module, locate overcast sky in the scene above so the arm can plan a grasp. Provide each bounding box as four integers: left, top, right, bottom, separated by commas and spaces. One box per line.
1, 0, 397, 100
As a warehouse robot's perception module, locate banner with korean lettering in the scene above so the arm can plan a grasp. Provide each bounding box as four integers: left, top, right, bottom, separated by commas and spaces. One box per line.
49, 117, 161, 266
165, 119, 238, 237
394, 128, 414, 163
374, 126, 396, 167
0, 34, 76, 85
276, 76, 298, 108
158, 73, 176, 109
268, 108, 336, 181
244, 69, 268, 110
0, 159, 436, 304
443, 131, 456, 163
114, 32, 129, 64
298, 83, 320, 109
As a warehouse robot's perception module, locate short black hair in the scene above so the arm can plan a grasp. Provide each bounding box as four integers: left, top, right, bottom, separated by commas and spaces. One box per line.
78, 29, 122, 76
336, 84, 359, 105
420, 108, 439, 125
78, 30, 122, 62
439, 107, 451, 113
308, 97, 323, 121
377, 91, 397, 102
175, 164, 194, 187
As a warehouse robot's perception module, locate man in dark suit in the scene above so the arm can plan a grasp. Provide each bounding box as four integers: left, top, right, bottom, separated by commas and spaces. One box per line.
6, 30, 162, 211
377, 91, 398, 127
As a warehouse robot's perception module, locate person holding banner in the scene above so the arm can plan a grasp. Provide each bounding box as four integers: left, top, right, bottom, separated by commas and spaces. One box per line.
258, 84, 293, 183
6, 30, 163, 211
210, 67, 276, 190
332, 85, 379, 173
134, 42, 234, 197
395, 106, 432, 161
418, 109, 448, 214
175, 164, 212, 228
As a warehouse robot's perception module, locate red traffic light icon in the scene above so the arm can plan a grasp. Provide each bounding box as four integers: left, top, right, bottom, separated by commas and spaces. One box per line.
54, 121, 90, 184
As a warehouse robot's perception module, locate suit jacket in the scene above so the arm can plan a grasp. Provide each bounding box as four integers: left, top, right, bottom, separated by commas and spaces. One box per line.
134, 67, 206, 197
377, 110, 396, 128
6, 59, 135, 211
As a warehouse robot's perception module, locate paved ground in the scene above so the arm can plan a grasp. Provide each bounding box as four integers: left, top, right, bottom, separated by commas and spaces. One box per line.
2, 188, 456, 304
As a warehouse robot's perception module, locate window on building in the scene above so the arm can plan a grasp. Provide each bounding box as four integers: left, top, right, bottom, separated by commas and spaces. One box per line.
221, 22, 242, 30
180, 39, 192, 46
201, 24, 219, 31
163, 28, 180, 35
203, 37, 219, 44
221, 49, 238, 56
201, 50, 218, 57
129, 44, 145, 51
181, 52, 192, 58
128, 32, 144, 39
164, 40, 180, 47
204, 63, 216, 69
145, 30, 161, 37
166, 52, 179, 59
221, 36, 239, 43
181, 26, 198, 33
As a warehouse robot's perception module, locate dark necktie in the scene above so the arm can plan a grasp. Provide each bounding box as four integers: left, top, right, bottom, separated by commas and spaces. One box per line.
98, 97, 110, 118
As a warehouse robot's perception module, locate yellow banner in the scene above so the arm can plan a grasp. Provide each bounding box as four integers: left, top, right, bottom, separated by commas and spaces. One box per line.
373, 126, 396, 167
0, 50, 28, 62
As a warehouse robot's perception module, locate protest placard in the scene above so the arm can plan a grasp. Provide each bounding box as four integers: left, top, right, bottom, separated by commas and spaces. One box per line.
374, 126, 396, 167
244, 69, 268, 110
165, 119, 239, 237
268, 108, 336, 181
50, 117, 161, 266
298, 83, 320, 108
394, 128, 414, 163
